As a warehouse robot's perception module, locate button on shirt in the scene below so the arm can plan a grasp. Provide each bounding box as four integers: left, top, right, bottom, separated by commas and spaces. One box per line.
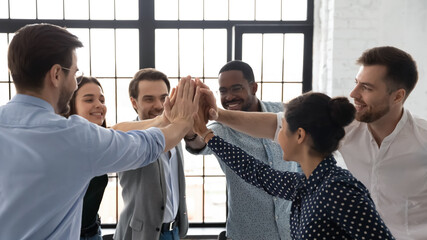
340, 109, 427, 240
186, 101, 300, 240
208, 136, 395, 239
0, 94, 165, 240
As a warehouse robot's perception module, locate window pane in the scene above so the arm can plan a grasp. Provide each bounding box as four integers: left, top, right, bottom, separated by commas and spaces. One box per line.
155, 0, 178, 20
282, 0, 307, 20
283, 34, 304, 82
0, 83, 10, 106
64, 0, 89, 20
242, 34, 262, 82
183, 150, 203, 175
67, 28, 90, 76
205, 155, 224, 176
263, 34, 283, 82
261, 83, 282, 102
179, 0, 202, 20
283, 83, 302, 103
10, 0, 36, 19
116, 0, 138, 20
256, 0, 281, 20
229, 0, 254, 20
90, 0, 114, 20
117, 78, 135, 123
116, 29, 139, 77
155, 29, 178, 78
98, 78, 116, 127
90, 29, 115, 77
179, 29, 203, 77
37, 0, 63, 19
98, 177, 122, 224
186, 177, 203, 222
204, 0, 227, 20
0, 34, 8, 82
0, 0, 9, 19
204, 29, 227, 77
204, 177, 226, 222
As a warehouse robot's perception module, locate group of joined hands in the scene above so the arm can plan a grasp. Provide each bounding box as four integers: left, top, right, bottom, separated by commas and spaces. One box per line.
162, 76, 219, 142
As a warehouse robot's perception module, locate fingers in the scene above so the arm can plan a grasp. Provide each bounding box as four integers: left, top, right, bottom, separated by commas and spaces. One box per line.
169, 87, 177, 106
195, 77, 210, 89
209, 108, 218, 120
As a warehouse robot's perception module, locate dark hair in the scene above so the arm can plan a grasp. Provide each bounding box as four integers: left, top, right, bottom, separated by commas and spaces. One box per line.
128, 68, 170, 100
285, 92, 355, 156
219, 60, 255, 83
357, 46, 418, 99
8, 23, 83, 92
66, 76, 106, 128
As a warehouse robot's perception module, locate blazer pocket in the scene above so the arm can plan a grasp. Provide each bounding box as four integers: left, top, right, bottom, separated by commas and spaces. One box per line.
130, 217, 143, 232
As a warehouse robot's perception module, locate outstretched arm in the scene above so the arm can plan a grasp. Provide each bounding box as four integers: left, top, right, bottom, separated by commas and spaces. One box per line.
196, 79, 279, 140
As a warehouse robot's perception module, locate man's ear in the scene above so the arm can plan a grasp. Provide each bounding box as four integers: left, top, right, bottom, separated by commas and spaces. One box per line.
393, 88, 406, 104
130, 97, 138, 112
48, 64, 62, 88
251, 82, 258, 95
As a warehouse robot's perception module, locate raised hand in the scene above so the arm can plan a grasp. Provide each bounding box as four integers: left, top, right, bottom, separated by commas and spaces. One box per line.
195, 78, 218, 121
164, 76, 200, 126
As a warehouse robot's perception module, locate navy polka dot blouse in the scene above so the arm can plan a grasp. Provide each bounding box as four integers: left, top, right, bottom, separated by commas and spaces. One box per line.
208, 136, 395, 240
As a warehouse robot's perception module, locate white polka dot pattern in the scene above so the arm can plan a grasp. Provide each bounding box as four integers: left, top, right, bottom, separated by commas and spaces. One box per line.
208, 136, 396, 240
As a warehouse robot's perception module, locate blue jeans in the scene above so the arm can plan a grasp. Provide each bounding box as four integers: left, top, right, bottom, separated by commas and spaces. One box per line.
80, 226, 102, 240
159, 227, 179, 240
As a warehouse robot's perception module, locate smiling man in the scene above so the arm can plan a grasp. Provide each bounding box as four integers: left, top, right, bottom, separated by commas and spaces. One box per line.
339, 46, 427, 239
185, 60, 300, 240
115, 68, 188, 240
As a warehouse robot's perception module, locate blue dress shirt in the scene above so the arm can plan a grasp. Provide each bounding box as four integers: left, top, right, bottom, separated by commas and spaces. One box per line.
208, 136, 395, 240
187, 101, 300, 240
0, 94, 165, 240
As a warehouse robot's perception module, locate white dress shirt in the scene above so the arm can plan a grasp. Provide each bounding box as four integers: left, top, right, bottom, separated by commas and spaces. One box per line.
339, 109, 427, 240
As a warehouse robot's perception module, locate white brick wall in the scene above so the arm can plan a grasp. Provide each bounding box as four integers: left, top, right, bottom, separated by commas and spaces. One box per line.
314, 0, 427, 118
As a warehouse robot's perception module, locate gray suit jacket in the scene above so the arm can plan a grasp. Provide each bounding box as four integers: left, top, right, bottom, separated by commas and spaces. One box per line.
114, 143, 188, 240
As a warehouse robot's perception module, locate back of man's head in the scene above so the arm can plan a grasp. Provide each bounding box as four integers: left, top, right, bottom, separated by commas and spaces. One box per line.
8, 23, 83, 92
357, 46, 418, 100
219, 60, 255, 83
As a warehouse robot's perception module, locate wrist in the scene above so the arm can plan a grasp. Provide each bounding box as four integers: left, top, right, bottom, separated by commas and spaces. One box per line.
201, 129, 214, 143
184, 133, 198, 142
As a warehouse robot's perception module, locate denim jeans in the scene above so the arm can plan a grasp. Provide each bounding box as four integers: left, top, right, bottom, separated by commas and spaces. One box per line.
80, 226, 102, 240
159, 227, 179, 240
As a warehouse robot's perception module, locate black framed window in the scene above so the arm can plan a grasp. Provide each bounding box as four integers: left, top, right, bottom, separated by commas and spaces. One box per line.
0, 0, 313, 228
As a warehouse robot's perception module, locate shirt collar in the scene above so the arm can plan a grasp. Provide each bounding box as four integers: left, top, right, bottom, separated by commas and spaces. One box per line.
304, 155, 336, 194
10, 94, 55, 112
382, 108, 409, 142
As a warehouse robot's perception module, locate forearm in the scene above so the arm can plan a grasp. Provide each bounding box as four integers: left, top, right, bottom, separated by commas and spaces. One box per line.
110, 116, 168, 132
216, 108, 277, 139
160, 120, 192, 152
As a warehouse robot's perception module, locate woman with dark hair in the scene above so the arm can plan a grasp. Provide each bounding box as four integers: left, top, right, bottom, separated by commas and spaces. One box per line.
194, 92, 395, 239
65, 76, 108, 240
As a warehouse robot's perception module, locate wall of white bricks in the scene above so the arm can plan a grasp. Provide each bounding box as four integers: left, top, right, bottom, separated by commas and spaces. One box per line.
313, 0, 427, 118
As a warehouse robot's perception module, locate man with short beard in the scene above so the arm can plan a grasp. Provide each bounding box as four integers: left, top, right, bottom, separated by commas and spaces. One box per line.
338, 46, 427, 239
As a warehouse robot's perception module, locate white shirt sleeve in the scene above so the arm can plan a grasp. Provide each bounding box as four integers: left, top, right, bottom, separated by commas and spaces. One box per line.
274, 112, 284, 144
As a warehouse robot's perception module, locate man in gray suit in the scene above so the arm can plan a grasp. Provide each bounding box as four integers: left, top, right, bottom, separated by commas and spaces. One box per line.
114, 68, 188, 240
